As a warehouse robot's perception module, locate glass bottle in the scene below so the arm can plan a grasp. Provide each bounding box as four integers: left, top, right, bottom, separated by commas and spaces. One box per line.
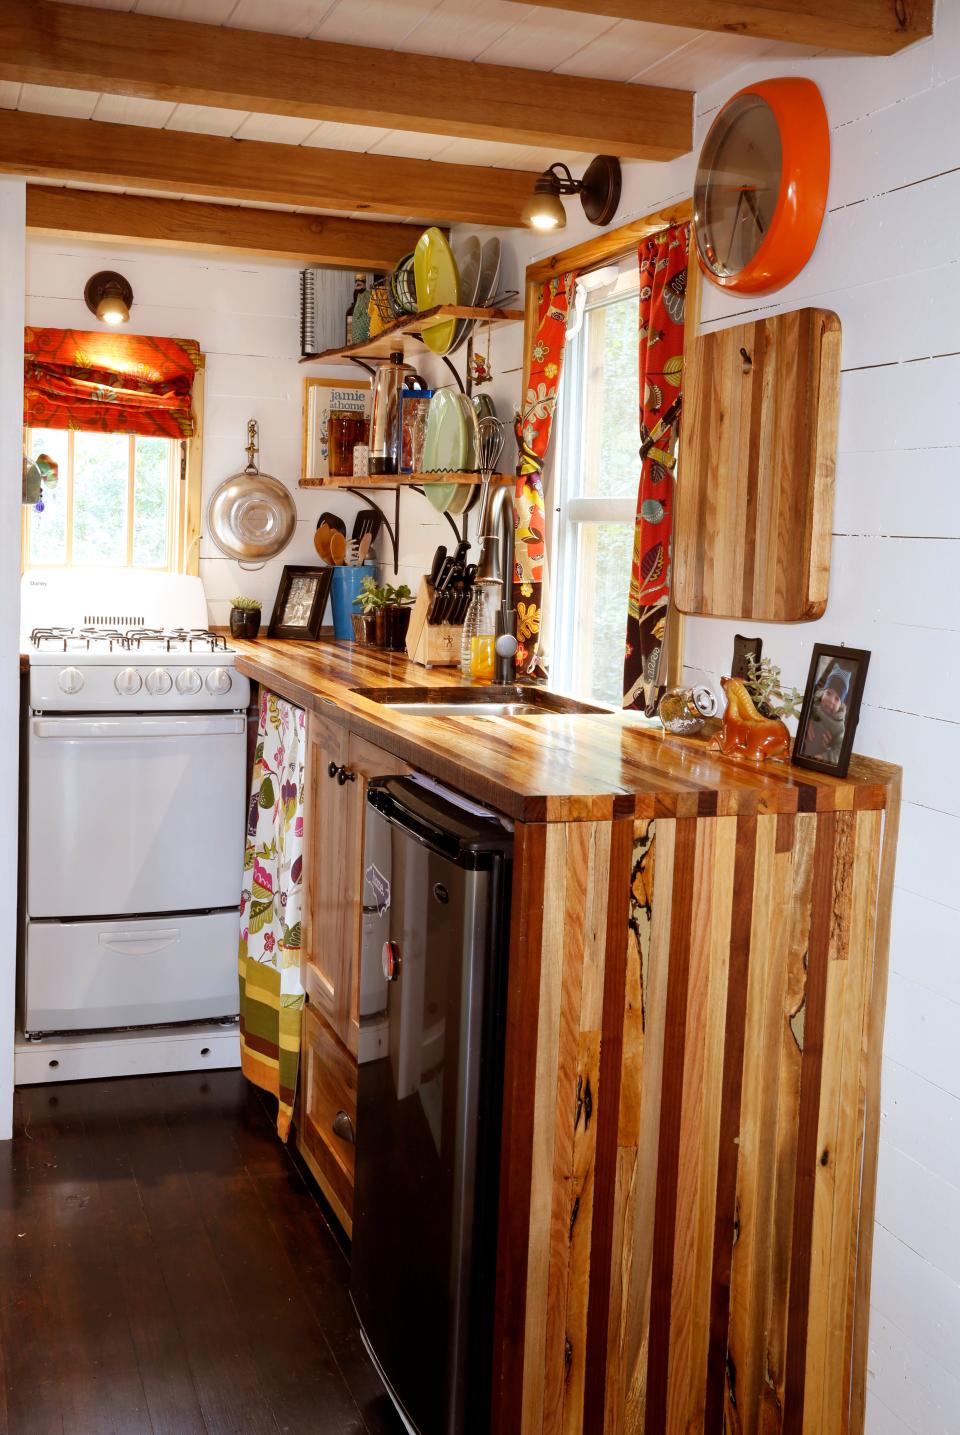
461, 581, 502, 682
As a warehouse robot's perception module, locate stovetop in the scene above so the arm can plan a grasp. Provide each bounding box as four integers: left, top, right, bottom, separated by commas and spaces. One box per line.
29, 626, 230, 655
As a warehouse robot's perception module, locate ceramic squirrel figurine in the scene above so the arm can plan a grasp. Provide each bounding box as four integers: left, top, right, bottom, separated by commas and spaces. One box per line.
707, 676, 791, 764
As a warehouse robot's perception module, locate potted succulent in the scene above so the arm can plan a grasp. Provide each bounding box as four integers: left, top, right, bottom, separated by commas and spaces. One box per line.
229, 596, 262, 639
352, 576, 388, 646
382, 583, 415, 652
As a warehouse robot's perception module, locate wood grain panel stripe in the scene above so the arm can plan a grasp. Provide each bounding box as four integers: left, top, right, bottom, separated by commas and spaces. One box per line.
703, 814, 759, 1427
493, 822, 547, 1435
581, 817, 635, 1433
783, 810, 838, 1433
643, 818, 699, 1434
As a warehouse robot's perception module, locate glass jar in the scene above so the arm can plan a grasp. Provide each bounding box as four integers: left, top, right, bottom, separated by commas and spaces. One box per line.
328, 410, 369, 477
658, 684, 718, 735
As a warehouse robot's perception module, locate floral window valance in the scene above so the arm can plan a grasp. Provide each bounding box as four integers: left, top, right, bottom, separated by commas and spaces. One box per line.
24, 327, 203, 439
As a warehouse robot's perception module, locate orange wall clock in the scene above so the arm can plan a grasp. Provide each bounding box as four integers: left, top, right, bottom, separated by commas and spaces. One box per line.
693, 77, 830, 295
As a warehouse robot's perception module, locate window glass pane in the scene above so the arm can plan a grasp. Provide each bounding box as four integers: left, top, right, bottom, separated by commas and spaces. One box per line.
133, 436, 171, 568
571, 521, 634, 707
27, 427, 69, 566
72, 431, 129, 565
582, 296, 640, 502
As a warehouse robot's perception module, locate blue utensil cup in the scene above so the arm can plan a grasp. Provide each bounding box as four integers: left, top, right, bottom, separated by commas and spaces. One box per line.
330, 564, 375, 640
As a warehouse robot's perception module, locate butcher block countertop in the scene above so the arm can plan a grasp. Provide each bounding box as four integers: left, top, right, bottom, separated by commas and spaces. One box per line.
231, 636, 897, 824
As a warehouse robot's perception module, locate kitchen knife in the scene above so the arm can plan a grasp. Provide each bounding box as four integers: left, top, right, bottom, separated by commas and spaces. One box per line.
427, 557, 456, 623
428, 545, 447, 587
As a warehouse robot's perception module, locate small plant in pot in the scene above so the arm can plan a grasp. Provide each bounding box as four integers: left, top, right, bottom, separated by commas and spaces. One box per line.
352, 576, 388, 646
383, 583, 415, 652
229, 596, 262, 639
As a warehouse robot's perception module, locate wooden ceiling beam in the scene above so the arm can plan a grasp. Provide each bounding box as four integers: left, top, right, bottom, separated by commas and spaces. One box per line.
25, 186, 418, 270
509, 0, 933, 56
0, 0, 693, 163
0, 110, 535, 228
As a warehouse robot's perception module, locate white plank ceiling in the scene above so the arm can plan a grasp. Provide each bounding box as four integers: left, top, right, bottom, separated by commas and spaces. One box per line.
5, 0, 816, 223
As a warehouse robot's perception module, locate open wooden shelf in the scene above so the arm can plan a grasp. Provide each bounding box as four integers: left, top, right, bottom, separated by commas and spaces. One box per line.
301, 470, 513, 490
299, 304, 524, 363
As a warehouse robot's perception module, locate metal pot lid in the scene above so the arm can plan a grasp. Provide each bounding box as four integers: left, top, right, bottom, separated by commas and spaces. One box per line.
206, 419, 297, 561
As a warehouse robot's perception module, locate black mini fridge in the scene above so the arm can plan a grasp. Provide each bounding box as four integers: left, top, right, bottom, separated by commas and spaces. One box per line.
350, 775, 513, 1435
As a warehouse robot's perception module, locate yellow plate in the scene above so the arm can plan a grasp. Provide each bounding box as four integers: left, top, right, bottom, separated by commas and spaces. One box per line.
414, 227, 459, 355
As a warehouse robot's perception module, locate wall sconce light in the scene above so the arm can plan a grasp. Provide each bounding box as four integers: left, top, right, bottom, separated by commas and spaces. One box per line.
84, 270, 134, 326
522, 155, 622, 233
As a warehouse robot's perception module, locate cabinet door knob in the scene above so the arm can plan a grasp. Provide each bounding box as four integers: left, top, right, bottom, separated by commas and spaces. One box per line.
332, 1110, 355, 1144
336, 765, 357, 785
327, 760, 339, 779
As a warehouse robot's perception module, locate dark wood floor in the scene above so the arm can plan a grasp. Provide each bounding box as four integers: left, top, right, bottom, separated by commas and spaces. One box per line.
0, 1069, 406, 1435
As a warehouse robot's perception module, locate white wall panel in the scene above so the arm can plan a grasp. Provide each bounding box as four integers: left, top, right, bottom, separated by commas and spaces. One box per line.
0, 179, 25, 1141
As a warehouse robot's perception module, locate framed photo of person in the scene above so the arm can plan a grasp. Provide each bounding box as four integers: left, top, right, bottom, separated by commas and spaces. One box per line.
793, 644, 870, 778
268, 565, 333, 640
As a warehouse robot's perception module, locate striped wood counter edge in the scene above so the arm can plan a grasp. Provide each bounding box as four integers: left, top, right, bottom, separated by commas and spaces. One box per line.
493, 793, 900, 1435
230, 637, 896, 825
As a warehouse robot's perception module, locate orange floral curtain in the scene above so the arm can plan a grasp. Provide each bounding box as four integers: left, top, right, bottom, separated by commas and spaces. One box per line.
24, 328, 202, 439
623, 225, 690, 714
513, 271, 576, 676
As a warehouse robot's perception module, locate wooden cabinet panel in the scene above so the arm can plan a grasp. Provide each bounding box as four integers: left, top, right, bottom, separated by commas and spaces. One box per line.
302, 712, 351, 1040
674, 307, 841, 622
493, 796, 899, 1435
298, 720, 409, 1227
300, 1004, 357, 1234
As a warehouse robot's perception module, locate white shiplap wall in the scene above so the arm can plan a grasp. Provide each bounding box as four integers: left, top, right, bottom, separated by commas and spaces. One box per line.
0, 179, 25, 1141
24, 238, 474, 621
478, 12, 960, 1432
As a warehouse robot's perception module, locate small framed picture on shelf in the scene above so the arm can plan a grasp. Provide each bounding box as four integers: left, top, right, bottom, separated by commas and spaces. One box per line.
268, 565, 333, 641
793, 644, 870, 778
301, 377, 371, 486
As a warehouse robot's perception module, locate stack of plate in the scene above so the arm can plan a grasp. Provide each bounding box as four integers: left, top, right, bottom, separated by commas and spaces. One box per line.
412, 228, 502, 358
420, 388, 481, 514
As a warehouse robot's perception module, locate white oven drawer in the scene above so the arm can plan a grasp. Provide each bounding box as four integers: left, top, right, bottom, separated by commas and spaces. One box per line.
25, 911, 241, 1033
27, 713, 247, 919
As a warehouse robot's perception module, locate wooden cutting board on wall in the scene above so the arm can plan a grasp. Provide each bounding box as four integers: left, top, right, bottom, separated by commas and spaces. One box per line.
673, 307, 842, 622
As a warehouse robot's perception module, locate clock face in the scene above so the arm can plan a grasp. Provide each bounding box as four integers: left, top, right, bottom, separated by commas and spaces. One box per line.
694, 94, 782, 280
691, 79, 830, 296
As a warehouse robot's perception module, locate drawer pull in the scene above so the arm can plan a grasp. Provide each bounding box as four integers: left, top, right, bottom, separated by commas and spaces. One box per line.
332, 1110, 355, 1144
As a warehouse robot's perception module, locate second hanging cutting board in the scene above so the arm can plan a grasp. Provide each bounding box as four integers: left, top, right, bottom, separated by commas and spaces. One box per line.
673, 307, 841, 623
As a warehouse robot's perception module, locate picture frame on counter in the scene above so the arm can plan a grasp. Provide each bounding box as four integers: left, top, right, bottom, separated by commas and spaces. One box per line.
301, 377, 371, 487
793, 643, 870, 779
268, 564, 333, 640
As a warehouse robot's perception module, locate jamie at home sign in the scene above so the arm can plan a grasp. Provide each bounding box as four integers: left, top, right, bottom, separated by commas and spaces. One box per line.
301, 377, 371, 486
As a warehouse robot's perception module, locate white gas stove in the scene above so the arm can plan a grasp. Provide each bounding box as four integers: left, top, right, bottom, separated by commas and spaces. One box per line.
19, 570, 250, 1078
22, 569, 250, 713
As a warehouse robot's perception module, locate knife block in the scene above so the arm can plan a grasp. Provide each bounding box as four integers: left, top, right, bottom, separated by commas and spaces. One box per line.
405, 577, 463, 667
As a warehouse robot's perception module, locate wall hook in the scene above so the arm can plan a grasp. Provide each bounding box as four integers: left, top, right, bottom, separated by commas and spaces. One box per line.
740, 347, 752, 373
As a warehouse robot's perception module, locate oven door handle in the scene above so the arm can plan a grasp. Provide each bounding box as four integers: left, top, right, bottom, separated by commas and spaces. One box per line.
98, 929, 181, 956
32, 716, 246, 740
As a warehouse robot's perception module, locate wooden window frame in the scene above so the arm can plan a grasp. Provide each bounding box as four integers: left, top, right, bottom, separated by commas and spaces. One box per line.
21, 367, 204, 576
524, 199, 697, 689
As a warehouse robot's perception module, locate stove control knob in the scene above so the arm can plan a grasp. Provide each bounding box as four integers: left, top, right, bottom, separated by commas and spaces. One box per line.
115, 667, 142, 695
176, 667, 202, 695
57, 666, 84, 695
145, 667, 173, 696
205, 667, 232, 695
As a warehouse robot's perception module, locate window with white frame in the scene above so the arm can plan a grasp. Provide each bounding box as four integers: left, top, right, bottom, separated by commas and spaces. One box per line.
23, 427, 185, 572
549, 265, 640, 708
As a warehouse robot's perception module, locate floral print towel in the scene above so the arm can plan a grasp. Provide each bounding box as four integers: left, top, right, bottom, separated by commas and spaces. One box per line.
238, 691, 306, 1140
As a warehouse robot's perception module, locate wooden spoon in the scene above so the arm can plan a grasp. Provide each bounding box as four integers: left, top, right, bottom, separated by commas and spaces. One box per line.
357, 532, 372, 565
329, 529, 347, 565
315, 522, 333, 562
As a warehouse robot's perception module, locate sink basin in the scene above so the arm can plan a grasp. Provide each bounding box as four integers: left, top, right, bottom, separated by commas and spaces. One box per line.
353, 685, 609, 719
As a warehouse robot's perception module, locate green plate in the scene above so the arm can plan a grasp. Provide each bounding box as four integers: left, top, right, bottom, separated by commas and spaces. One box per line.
414, 227, 459, 355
